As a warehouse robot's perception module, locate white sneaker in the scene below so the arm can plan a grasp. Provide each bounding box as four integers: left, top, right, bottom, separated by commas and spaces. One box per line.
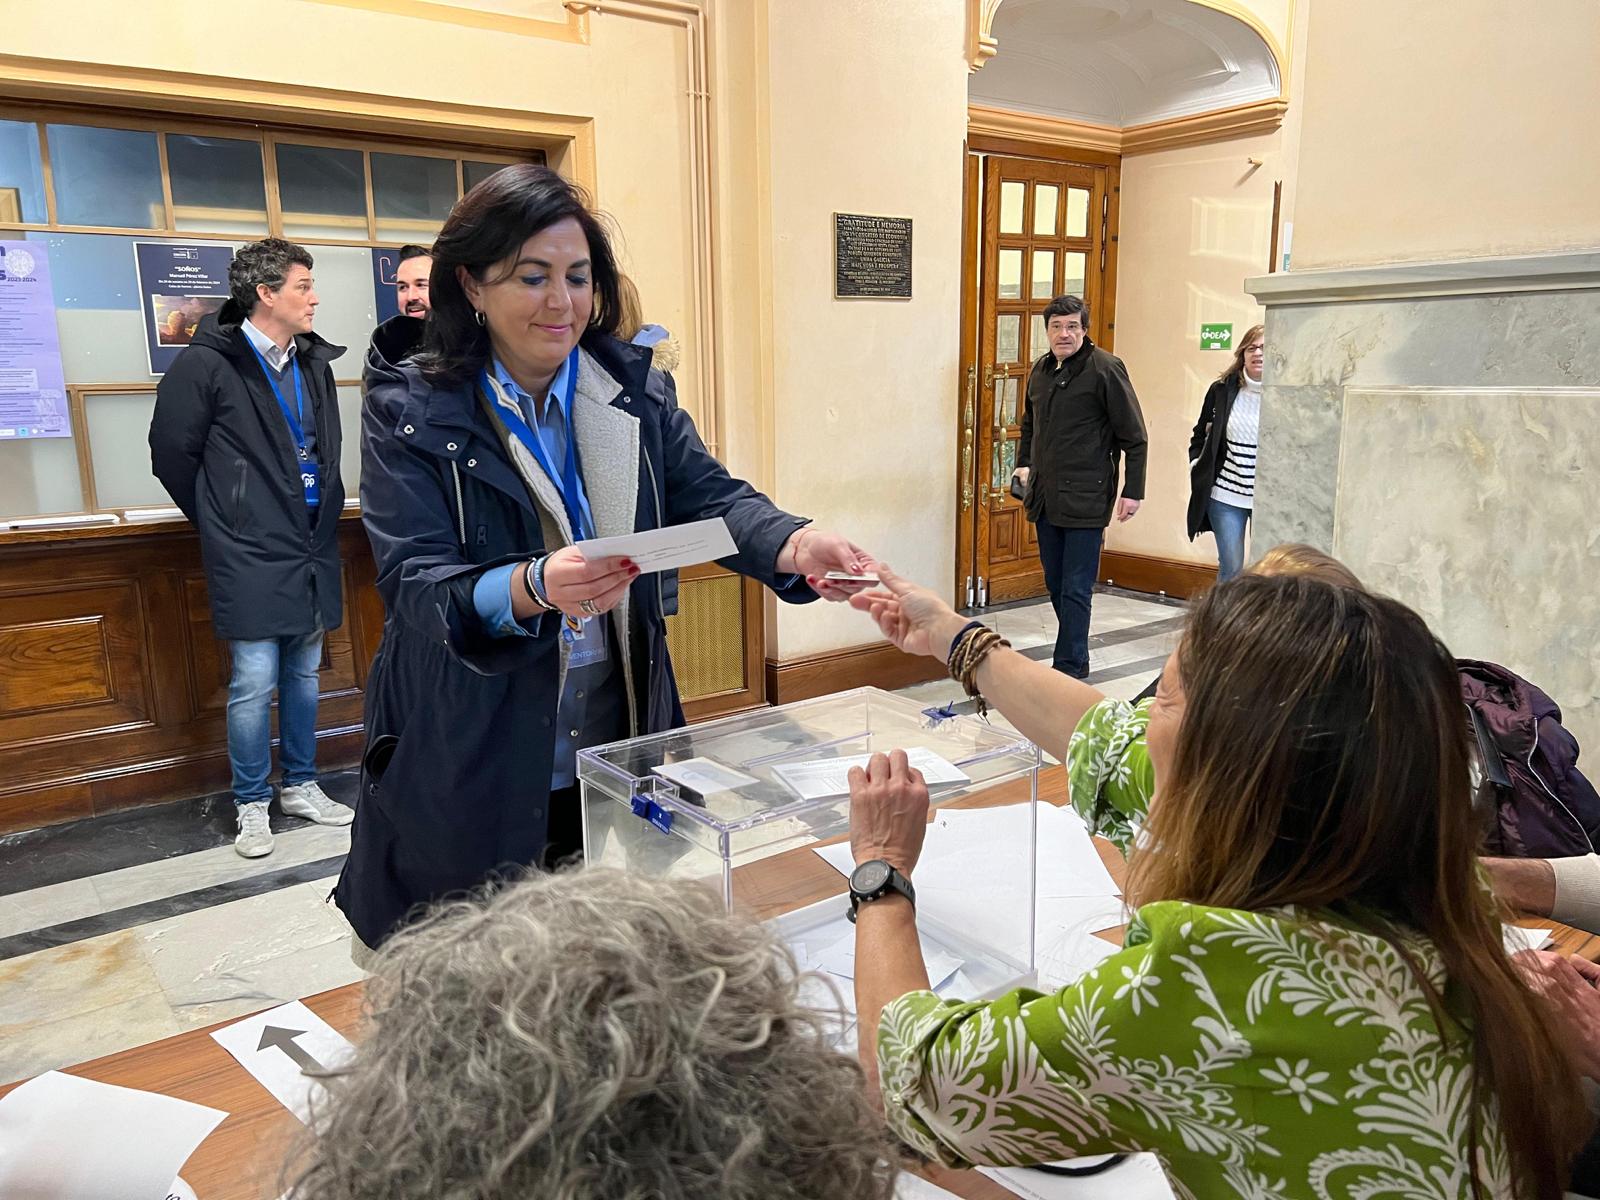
280, 781, 355, 826
235, 801, 274, 858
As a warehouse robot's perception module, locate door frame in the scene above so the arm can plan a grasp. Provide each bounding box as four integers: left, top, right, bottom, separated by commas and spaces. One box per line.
954, 136, 1123, 608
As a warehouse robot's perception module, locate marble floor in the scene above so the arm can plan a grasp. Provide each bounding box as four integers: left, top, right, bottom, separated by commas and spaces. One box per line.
0, 588, 1181, 1084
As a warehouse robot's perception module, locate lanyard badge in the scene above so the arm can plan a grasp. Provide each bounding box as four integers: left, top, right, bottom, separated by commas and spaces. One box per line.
484, 350, 595, 645
249, 343, 320, 508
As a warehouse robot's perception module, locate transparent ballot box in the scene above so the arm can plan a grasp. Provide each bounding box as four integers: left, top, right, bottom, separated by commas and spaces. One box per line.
578, 687, 1043, 1018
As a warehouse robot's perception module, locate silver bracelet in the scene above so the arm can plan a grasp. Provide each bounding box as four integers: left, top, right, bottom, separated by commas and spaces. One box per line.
523, 557, 558, 612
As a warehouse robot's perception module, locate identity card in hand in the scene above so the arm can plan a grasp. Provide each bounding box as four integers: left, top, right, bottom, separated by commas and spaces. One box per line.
577, 517, 737, 574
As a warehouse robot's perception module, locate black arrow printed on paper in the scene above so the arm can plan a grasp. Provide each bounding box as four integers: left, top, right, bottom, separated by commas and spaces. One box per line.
257, 1025, 327, 1074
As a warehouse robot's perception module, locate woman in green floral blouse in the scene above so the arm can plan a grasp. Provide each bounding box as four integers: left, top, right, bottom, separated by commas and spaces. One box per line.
845, 568, 1587, 1199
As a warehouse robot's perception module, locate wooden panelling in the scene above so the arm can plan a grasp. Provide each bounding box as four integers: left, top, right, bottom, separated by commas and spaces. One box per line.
0, 518, 380, 835
766, 641, 946, 706
0, 519, 766, 834
671, 563, 766, 725
0, 618, 112, 714
990, 508, 1018, 558
0, 581, 151, 738
1098, 549, 1218, 600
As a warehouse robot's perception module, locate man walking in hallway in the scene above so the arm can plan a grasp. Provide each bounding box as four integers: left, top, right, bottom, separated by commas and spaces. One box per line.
1011, 294, 1147, 678
150, 237, 354, 858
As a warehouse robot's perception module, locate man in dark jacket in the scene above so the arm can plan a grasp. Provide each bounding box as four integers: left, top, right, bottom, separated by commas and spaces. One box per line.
149, 238, 354, 858
363, 244, 431, 387
1011, 294, 1147, 678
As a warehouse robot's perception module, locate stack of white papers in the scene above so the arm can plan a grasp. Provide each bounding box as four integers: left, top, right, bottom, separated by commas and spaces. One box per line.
812, 800, 1129, 990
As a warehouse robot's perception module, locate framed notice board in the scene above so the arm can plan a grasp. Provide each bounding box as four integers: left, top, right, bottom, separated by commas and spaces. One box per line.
833, 213, 912, 299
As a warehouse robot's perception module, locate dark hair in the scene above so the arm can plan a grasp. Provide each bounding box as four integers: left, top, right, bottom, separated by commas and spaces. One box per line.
1130, 574, 1588, 1199
1042, 294, 1089, 331
229, 237, 314, 314
418, 164, 622, 386
397, 244, 432, 264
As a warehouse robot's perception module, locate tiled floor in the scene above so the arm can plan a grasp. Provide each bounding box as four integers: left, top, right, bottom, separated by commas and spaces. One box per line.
0, 588, 1180, 1084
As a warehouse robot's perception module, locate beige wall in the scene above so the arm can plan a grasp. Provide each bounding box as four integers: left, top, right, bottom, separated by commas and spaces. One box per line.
761, 0, 969, 658
1103, 131, 1281, 567
1, 0, 715, 455
1292, 0, 1600, 269
3, 0, 969, 662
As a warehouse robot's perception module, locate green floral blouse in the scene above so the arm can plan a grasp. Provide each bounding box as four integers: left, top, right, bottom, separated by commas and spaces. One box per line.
1067, 696, 1156, 853
877, 901, 1506, 1200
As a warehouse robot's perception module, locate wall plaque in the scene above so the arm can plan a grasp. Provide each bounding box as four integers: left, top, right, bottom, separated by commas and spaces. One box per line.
833, 213, 912, 299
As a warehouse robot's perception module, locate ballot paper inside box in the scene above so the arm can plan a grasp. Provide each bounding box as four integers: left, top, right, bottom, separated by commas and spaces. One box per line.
578, 686, 1042, 1007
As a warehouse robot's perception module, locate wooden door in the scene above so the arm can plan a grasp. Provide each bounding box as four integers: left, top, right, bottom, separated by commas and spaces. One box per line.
956, 154, 1114, 608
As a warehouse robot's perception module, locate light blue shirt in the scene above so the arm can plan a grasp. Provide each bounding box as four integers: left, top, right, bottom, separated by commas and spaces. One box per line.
471, 356, 621, 788
241, 318, 317, 461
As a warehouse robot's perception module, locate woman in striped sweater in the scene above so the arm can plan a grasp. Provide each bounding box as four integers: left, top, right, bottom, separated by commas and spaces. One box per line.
1185, 324, 1263, 581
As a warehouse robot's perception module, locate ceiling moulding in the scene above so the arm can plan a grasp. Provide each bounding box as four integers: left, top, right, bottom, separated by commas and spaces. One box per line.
968, 96, 1282, 156
306, 0, 588, 41
1121, 96, 1286, 153
968, 0, 1005, 72
967, 104, 1122, 154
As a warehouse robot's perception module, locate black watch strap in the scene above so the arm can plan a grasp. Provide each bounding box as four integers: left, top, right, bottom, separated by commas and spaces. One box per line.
847, 859, 915, 924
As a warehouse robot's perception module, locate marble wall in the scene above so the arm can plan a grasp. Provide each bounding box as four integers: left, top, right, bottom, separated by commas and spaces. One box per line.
1247, 257, 1600, 754
1335, 387, 1600, 752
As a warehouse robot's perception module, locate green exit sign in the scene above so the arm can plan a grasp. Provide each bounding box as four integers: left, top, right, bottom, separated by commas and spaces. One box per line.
1200, 322, 1233, 350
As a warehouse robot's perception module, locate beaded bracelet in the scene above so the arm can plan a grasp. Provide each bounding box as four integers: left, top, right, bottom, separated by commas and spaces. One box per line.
947, 623, 1011, 718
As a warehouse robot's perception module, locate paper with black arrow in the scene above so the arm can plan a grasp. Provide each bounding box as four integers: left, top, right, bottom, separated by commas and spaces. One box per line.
211, 999, 355, 1123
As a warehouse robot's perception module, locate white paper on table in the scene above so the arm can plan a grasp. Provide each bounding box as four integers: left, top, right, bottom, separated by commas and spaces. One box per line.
0, 1071, 226, 1200
814, 803, 1119, 900
895, 1172, 965, 1200
1034, 805, 1122, 898
576, 517, 736, 573
774, 747, 970, 802
1037, 928, 1123, 990
167, 1178, 198, 1200
979, 1153, 1177, 1199
815, 803, 1122, 966
210, 999, 356, 1124
1503, 923, 1554, 955
650, 756, 757, 794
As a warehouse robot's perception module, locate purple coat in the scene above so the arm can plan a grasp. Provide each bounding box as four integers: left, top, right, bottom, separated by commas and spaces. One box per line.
1460, 659, 1600, 857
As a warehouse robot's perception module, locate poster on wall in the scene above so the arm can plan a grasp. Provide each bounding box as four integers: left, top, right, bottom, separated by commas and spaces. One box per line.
0, 241, 71, 440
134, 242, 235, 375
370, 247, 403, 326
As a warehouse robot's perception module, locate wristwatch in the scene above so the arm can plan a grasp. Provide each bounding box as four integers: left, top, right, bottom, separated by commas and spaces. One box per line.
847, 858, 915, 924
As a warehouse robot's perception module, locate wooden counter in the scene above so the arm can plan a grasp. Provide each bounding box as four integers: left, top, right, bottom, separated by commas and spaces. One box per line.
0, 516, 765, 835
0, 514, 382, 835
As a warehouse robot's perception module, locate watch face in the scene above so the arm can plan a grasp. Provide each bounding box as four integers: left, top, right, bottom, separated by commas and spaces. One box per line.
851, 860, 892, 894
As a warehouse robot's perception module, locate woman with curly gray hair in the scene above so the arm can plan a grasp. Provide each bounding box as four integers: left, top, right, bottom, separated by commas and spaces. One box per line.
286, 867, 896, 1200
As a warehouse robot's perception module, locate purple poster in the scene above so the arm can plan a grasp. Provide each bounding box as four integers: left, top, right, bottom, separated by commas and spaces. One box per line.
0, 241, 70, 440
134, 241, 235, 375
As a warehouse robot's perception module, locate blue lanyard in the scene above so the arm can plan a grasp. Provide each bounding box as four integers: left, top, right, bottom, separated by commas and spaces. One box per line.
483, 349, 592, 541
247, 343, 310, 460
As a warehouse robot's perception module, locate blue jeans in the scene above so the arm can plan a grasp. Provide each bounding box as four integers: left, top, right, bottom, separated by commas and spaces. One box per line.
1034, 522, 1103, 679
1209, 497, 1251, 582
227, 629, 323, 804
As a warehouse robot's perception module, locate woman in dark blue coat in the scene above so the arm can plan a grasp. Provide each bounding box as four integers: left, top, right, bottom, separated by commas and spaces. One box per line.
337, 166, 872, 950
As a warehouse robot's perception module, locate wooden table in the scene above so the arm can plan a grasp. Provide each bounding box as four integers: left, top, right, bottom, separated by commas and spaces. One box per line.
4, 766, 1594, 1200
